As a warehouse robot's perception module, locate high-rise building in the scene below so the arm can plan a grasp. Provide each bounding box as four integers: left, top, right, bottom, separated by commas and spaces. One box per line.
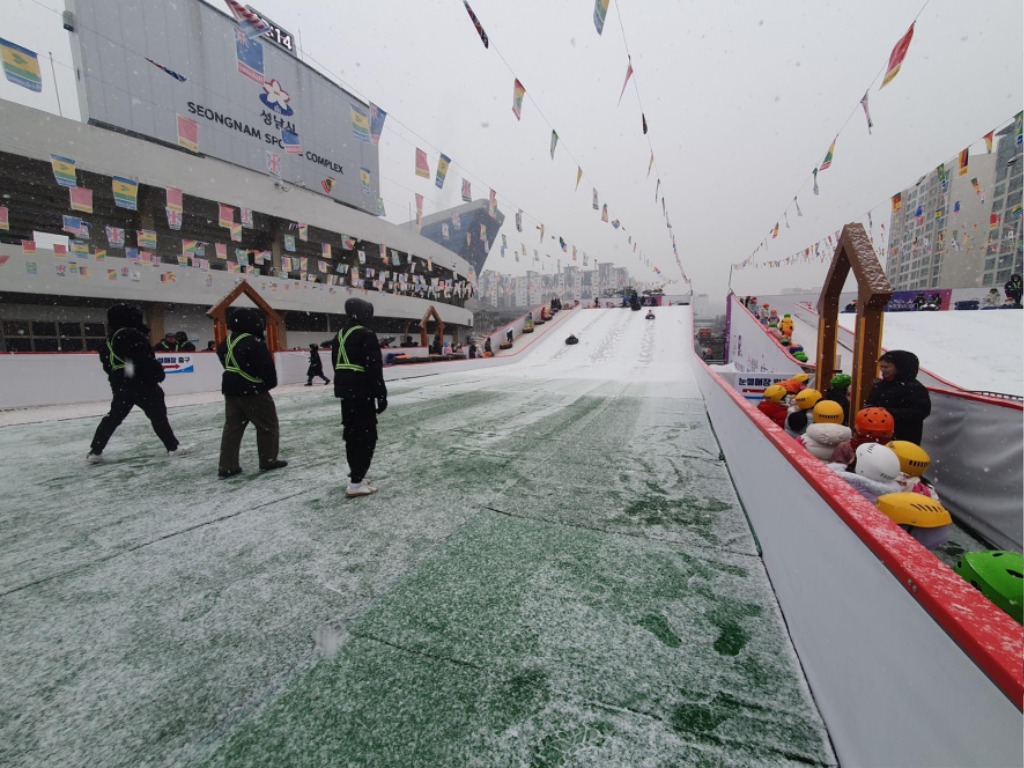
887, 124, 1022, 290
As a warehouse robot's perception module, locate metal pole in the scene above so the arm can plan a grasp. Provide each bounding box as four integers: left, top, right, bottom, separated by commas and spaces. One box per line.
49, 53, 63, 117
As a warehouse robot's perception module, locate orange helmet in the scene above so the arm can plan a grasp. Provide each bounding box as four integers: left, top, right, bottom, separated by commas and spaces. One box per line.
855, 407, 894, 439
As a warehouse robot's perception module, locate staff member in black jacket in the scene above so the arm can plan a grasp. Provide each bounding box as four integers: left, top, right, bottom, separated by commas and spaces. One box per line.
216, 307, 287, 478
331, 298, 387, 497
864, 349, 931, 445
88, 303, 193, 462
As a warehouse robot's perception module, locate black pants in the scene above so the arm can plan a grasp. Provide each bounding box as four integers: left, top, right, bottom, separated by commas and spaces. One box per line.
341, 398, 377, 483
219, 392, 280, 472
90, 385, 178, 454
306, 366, 329, 384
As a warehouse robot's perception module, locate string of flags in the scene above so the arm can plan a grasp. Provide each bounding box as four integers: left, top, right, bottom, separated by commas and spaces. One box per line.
741, 15, 923, 270
736, 113, 1022, 274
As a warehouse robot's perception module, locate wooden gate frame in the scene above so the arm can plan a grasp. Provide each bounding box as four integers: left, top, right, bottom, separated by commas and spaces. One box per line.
419, 305, 444, 348
815, 223, 893, 416
206, 280, 284, 352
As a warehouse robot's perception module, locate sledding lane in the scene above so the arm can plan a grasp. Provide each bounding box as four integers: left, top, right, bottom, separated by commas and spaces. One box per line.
0, 305, 836, 768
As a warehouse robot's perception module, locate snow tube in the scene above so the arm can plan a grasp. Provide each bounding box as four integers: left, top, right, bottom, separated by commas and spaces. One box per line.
499, 341, 513, 350
522, 327, 535, 333
565, 336, 579, 345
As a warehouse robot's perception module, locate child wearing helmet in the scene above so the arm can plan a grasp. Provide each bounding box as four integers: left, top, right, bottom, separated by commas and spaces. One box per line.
830, 407, 895, 465
800, 400, 852, 460
785, 388, 821, 438
757, 384, 789, 428
780, 372, 810, 396
887, 440, 940, 502
828, 443, 902, 503
876, 492, 953, 550
823, 373, 852, 424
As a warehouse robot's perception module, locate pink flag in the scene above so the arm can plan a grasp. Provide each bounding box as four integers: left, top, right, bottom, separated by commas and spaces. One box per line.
880, 23, 915, 89
415, 148, 430, 178
415, 193, 424, 229
177, 115, 198, 152
165, 187, 183, 212
618, 57, 633, 105
461, 178, 471, 202
69, 187, 93, 213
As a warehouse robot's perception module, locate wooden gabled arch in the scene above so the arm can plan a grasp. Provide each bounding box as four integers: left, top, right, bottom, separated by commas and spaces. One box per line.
419, 305, 444, 348
816, 223, 893, 416
206, 280, 285, 352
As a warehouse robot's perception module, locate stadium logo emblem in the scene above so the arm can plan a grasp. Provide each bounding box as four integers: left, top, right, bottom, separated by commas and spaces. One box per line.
260, 79, 294, 116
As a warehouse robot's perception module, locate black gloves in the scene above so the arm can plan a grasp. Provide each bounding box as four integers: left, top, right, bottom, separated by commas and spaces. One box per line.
376, 397, 388, 414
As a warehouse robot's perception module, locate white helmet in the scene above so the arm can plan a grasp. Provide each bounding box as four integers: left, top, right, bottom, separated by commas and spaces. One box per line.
855, 443, 901, 483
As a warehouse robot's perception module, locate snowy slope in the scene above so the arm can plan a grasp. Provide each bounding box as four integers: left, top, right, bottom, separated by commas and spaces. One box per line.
0, 306, 837, 768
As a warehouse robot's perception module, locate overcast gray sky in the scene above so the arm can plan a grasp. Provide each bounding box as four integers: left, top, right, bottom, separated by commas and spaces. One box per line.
3, 0, 1021, 298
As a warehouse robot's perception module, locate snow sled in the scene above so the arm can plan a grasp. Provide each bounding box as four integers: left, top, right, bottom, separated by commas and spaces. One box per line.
565, 335, 579, 345
522, 326, 534, 333
499, 341, 513, 350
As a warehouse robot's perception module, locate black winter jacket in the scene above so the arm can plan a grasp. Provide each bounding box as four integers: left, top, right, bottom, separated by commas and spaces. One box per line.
217, 332, 278, 396
864, 350, 931, 444
331, 321, 386, 400
101, 327, 166, 390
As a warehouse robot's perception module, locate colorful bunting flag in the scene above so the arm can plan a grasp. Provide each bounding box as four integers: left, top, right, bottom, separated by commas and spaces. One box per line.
958, 148, 969, 176
298, 223, 308, 241
415, 193, 424, 229
0, 38, 42, 92
819, 137, 836, 170
266, 150, 281, 176
880, 23, 914, 89
50, 154, 77, 188
1015, 111, 1023, 146
284, 234, 295, 252
145, 57, 186, 82
230, 222, 242, 242
642, 114, 648, 134
415, 148, 430, 178
794, 196, 803, 217
21, 240, 36, 254
593, 0, 610, 35
512, 79, 525, 120
165, 187, 183, 213
812, 167, 819, 195
647, 152, 654, 178
891, 192, 902, 213
351, 103, 371, 142
225, 0, 270, 39
177, 114, 198, 152
618, 57, 633, 105
219, 204, 235, 228
462, 178, 472, 202
860, 91, 873, 133
601, 204, 608, 223
654, 178, 660, 202
234, 29, 265, 84
435, 153, 451, 189
321, 176, 335, 194
983, 130, 994, 153
69, 187, 93, 213
771, 222, 780, 239
549, 130, 559, 160
575, 166, 583, 191
369, 103, 387, 145
515, 209, 523, 232
593, 188, 599, 210
461, 0, 490, 50
137, 229, 157, 249
112, 176, 139, 210
105, 226, 125, 247
360, 167, 372, 195
282, 129, 302, 154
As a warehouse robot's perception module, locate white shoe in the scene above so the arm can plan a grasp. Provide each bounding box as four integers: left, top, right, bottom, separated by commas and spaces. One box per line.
346, 481, 379, 498
168, 442, 195, 458
86, 452, 104, 464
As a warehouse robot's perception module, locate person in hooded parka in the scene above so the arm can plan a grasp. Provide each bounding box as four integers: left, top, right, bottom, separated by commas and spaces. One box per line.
87, 303, 193, 462
864, 350, 932, 445
331, 298, 387, 497
216, 307, 287, 478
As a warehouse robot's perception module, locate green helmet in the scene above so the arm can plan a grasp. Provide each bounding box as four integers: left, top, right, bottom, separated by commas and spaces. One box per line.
830, 373, 852, 390
954, 551, 1023, 625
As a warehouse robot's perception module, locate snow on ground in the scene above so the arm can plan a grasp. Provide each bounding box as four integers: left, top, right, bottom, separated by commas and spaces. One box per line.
0, 306, 836, 767
788, 307, 1022, 396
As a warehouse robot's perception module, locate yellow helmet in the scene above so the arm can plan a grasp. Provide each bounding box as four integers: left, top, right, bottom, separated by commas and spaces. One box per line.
793, 388, 822, 410
762, 384, 787, 404
876, 493, 952, 528
792, 373, 810, 384
887, 441, 931, 477
812, 400, 845, 423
